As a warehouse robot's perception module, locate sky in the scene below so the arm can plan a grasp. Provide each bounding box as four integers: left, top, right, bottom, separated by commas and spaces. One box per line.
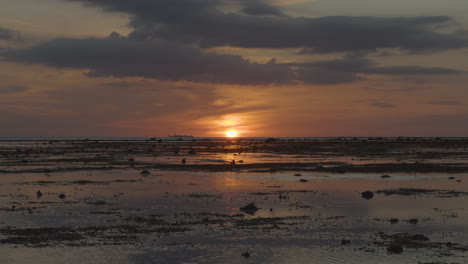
0, 0, 467, 137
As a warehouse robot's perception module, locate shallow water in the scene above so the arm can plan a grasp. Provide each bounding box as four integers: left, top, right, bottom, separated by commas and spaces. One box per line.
0, 140, 467, 263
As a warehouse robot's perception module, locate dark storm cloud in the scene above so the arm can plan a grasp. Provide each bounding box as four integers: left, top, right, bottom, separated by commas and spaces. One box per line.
68, 0, 468, 53
3, 38, 294, 85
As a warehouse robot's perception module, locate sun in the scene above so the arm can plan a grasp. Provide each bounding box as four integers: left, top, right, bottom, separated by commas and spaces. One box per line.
226, 130, 238, 138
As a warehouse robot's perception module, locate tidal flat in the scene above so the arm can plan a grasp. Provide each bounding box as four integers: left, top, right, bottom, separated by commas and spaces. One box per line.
0, 138, 467, 263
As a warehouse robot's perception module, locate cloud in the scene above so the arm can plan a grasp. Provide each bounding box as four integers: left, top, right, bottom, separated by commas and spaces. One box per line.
426, 100, 460, 105
369, 101, 396, 108
286, 53, 463, 84
241, 0, 286, 16
3, 37, 294, 85
0, 85, 30, 94
68, 0, 468, 53
0, 27, 17, 40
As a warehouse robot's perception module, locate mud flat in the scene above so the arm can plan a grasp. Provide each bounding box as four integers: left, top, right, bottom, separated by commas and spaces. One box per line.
0, 138, 467, 263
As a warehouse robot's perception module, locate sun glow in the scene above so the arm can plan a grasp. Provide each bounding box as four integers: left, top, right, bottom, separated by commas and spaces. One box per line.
226, 130, 238, 138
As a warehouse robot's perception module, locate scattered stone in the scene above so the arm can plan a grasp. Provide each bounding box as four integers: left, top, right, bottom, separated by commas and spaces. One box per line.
181, 159, 186, 164
341, 239, 351, 245
381, 175, 391, 179
456, 180, 462, 183
387, 244, 403, 254
241, 252, 251, 258
230, 160, 236, 165
389, 218, 399, 224
294, 173, 302, 177
59, 194, 66, 199
128, 158, 135, 162
407, 218, 419, 224
448, 177, 455, 180
299, 179, 308, 183
140, 170, 150, 175
36, 191, 43, 199
361, 191, 374, 200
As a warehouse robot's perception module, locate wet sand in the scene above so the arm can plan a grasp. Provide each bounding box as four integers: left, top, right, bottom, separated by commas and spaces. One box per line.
0, 138, 467, 263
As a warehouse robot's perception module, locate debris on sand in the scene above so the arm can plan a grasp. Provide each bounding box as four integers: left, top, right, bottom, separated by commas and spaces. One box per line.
36, 191, 43, 199
341, 239, 351, 245
241, 252, 251, 258
294, 173, 302, 177
361, 191, 374, 199
375, 188, 468, 198
387, 244, 403, 254
299, 179, 308, 183
448, 176, 455, 180
59, 194, 66, 199
240, 203, 259, 215
381, 175, 391, 179
140, 170, 150, 175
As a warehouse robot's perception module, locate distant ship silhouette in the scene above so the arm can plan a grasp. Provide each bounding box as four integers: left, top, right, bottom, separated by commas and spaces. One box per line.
168, 134, 194, 138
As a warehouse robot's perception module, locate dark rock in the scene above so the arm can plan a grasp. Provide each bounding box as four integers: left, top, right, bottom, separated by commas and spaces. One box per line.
181, 159, 186, 164
59, 194, 66, 199
36, 191, 43, 199
230, 160, 236, 165
407, 218, 418, 224
294, 173, 302, 177
240, 203, 258, 215
389, 218, 399, 224
361, 191, 374, 199
341, 239, 351, 245
241, 252, 251, 258
140, 170, 150, 175
299, 179, 308, 183
456, 180, 462, 183
128, 158, 135, 162
387, 244, 403, 254
381, 175, 391, 179
448, 176, 455, 180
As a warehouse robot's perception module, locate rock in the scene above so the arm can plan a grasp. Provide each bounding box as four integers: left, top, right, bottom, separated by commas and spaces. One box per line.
387, 244, 403, 254
240, 203, 258, 215
181, 158, 186, 164
140, 170, 150, 175
389, 218, 399, 224
299, 179, 308, 183
294, 173, 302, 177
36, 191, 43, 199
59, 194, 66, 199
411, 234, 429, 241
361, 191, 374, 199
407, 218, 418, 224
456, 180, 462, 183
230, 160, 236, 165
241, 252, 251, 258
448, 176, 455, 180
381, 175, 391, 179
341, 239, 351, 245
128, 158, 135, 162
188, 149, 197, 155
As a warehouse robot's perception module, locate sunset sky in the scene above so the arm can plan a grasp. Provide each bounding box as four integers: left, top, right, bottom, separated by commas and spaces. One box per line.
1, 0, 467, 137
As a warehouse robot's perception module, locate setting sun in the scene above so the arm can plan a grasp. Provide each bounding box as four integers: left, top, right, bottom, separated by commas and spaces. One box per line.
226, 130, 238, 138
